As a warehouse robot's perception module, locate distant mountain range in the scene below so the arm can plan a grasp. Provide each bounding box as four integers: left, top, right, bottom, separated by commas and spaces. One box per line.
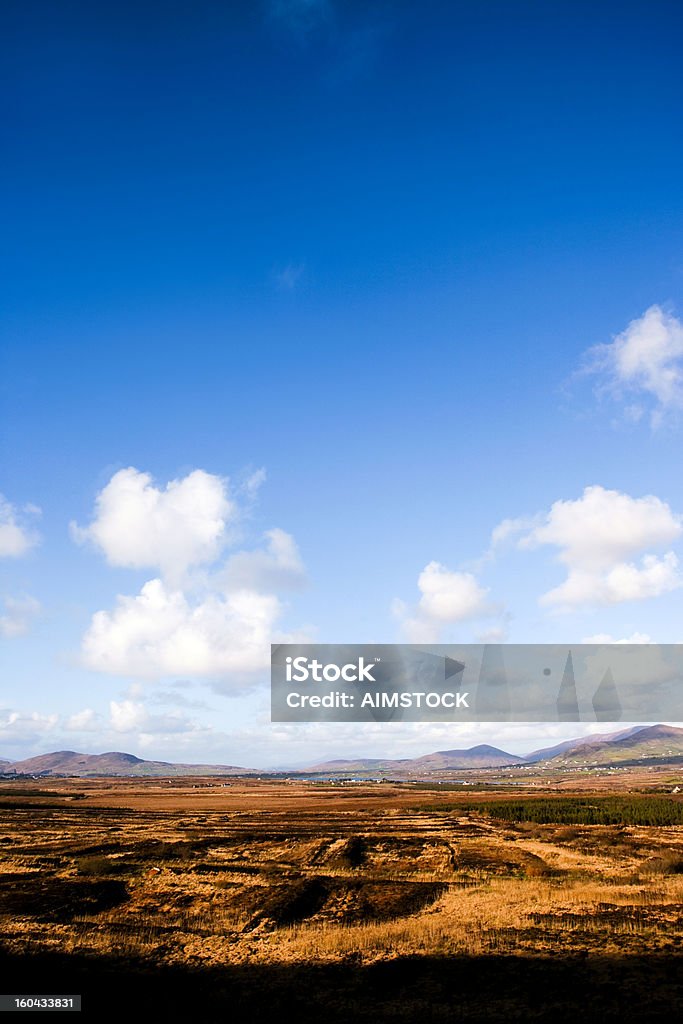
306, 744, 527, 772
2, 725, 683, 777
305, 726, 683, 773
0, 750, 253, 777
527, 724, 683, 767
524, 726, 646, 762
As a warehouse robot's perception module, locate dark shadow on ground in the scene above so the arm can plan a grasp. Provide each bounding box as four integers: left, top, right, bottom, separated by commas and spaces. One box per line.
0, 947, 681, 1023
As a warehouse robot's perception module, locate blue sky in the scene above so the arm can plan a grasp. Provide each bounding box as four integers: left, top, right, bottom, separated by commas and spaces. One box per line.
2, 0, 683, 766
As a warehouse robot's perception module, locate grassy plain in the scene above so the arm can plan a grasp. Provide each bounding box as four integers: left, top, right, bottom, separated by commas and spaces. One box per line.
1, 771, 682, 1021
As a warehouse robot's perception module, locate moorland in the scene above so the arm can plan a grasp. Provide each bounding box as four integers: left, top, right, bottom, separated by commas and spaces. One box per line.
1, 769, 682, 1022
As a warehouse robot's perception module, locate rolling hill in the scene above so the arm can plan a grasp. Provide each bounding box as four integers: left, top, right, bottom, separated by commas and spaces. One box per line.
525, 726, 645, 762
1, 750, 253, 777
542, 724, 683, 766
307, 744, 525, 772
407, 744, 526, 769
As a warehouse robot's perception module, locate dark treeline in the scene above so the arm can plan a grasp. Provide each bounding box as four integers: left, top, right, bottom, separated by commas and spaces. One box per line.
474, 796, 683, 826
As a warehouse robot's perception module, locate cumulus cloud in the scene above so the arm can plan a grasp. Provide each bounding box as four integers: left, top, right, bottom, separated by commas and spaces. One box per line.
394, 561, 493, 642
71, 468, 233, 582
493, 485, 682, 610
0, 595, 41, 638
583, 305, 683, 428
416, 562, 490, 622
81, 578, 289, 680
543, 552, 680, 608
76, 467, 309, 685
520, 486, 681, 567
0, 496, 40, 558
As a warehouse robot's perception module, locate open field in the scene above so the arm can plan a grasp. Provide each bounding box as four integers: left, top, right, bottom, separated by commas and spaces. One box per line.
1, 775, 683, 1021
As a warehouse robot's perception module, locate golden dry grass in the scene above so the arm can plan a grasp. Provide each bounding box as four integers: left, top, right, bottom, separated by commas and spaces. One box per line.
1, 777, 682, 971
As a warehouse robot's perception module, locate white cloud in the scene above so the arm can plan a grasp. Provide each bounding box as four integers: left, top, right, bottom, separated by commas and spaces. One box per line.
221, 528, 306, 592
0, 708, 59, 748
71, 467, 233, 582
81, 578, 288, 680
417, 562, 490, 621
0, 595, 41, 638
108, 699, 198, 736
522, 486, 681, 567
494, 485, 682, 610
0, 700, 216, 757
543, 552, 681, 608
76, 466, 309, 686
65, 708, 101, 732
583, 305, 683, 427
0, 496, 40, 558
394, 561, 493, 642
